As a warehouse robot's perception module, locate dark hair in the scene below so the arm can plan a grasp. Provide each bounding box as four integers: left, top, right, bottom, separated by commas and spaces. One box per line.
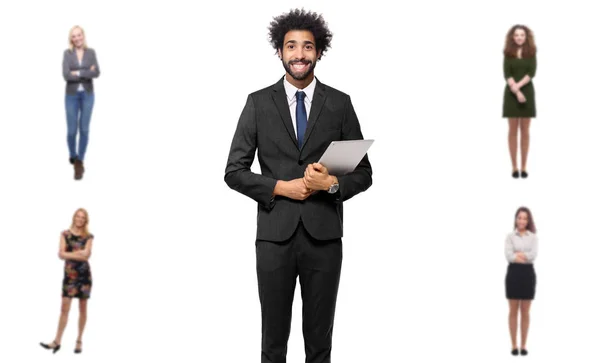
268, 8, 333, 60
504, 24, 536, 58
514, 206, 537, 233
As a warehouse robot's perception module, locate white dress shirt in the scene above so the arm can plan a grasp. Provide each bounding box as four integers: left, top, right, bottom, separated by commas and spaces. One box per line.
505, 230, 538, 263
283, 76, 316, 138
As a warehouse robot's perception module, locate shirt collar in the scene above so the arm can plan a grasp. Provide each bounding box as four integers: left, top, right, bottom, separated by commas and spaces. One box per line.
283, 76, 316, 106
514, 229, 531, 236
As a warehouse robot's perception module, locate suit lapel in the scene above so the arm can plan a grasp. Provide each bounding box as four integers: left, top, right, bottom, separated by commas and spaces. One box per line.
71, 49, 86, 67
69, 50, 77, 67
271, 78, 299, 149
300, 79, 327, 153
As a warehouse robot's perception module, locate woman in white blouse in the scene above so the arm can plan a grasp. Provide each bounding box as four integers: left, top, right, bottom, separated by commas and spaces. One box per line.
504, 206, 538, 356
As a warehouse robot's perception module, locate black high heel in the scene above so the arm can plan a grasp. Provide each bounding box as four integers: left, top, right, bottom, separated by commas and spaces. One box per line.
512, 170, 520, 178
74, 340, 82, 354
520, 170, 528, 179
520, 348, 528, 356
40, 341, 61, 353
511, 348, 519, 356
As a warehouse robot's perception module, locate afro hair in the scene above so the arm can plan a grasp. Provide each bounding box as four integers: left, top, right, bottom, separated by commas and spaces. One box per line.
268, 8, 333, 59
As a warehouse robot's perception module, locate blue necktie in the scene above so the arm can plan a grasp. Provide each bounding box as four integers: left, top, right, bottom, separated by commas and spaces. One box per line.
296, 91, 307, 148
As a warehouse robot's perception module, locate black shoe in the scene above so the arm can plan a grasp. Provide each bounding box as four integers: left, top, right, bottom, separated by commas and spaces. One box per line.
520, 170, 528, 179
511, 348, 519, 356
69, 157, 76, 164
512, 170, 520, 178
40, 341, 61, 353
74, 340, 82, 354
520, 348, 528, 356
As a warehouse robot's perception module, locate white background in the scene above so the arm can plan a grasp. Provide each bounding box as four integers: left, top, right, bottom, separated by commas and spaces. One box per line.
0, 0, 599, 362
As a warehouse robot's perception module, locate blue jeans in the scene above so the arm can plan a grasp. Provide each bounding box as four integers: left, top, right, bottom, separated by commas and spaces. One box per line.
65, 91, 95, 161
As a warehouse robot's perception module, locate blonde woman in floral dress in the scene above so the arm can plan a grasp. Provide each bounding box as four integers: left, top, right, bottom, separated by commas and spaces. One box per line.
40, 208, 94, 354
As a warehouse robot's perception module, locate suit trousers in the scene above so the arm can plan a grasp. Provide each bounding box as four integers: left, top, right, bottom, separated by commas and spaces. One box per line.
256, 221, 343, 363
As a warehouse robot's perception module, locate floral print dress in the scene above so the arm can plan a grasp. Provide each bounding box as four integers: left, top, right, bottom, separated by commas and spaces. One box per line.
62, 230, 93, 299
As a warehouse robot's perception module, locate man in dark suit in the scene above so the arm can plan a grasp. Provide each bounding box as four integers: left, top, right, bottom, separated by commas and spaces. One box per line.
225, 9, 372, 363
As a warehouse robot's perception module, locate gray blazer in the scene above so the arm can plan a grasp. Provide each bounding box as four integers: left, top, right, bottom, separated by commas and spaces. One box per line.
62, 48, 100, 94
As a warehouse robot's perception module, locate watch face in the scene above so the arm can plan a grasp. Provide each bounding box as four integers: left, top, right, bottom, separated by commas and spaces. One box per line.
328, 183, 339, 194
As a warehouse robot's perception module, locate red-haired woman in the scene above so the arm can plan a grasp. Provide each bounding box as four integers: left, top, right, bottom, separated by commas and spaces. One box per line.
503, 25, 537, 178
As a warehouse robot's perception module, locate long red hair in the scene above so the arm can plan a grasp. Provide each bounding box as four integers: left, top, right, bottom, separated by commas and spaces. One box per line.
504, 25, 536, 58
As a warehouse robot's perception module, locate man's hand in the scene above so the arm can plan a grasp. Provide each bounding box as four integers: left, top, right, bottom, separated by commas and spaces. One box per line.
273, 178, 314, 200
90, 65, 96, 71
304, 163, 336, 191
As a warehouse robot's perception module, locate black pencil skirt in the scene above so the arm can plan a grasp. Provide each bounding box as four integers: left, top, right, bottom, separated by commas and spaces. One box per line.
505, 263, 536, 300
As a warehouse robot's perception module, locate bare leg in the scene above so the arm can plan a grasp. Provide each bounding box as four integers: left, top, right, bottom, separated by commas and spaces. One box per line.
52, 297, 72, 346
508, 299, 520, 350
508, 118, 519, 171
76, 299, 88, 350
519, 118, 531, 171
519, 300, 532, 349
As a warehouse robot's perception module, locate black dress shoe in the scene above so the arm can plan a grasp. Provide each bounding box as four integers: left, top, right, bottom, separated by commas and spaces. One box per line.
520, 348, 528, 356
520, 170, 528, 178
69, 157, 76, 164
40, 341, 61, 353
512, 170, 520, 178
74, 340, 82, 354
511, 348, 519, 356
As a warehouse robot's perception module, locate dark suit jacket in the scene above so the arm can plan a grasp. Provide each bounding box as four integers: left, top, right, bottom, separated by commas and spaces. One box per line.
225, 77, 372, 242
62, 48, 100, 94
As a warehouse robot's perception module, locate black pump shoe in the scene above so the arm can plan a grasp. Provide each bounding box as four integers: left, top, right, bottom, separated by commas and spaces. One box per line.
40, 341, 61, 353
520, 170, 528, 178
511, 348, 519, 356
74, 340, 82, 354
512, 170, 520, 178
520, 348, 528, 356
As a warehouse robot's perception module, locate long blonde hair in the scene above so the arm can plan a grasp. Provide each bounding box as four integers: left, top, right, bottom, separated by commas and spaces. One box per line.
68, 25, 88, 51
71, 208, 91, 237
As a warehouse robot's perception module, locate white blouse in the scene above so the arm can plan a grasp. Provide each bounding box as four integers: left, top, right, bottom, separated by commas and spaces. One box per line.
77, 57, 84, 92
505, 230, 538, 264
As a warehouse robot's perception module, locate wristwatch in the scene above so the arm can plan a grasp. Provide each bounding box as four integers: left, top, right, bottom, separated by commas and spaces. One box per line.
327, 180, 339, 194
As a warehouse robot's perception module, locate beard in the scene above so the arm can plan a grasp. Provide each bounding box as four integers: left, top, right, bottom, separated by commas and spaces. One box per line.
282, 58, 317, 81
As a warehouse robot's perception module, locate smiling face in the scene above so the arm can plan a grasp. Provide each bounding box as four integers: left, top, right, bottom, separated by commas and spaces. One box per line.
515, 211, 529, 231
70, 27, 85, 49
73, 210, 87, 228
513, 28, 526, 46
278, 30, 321, 83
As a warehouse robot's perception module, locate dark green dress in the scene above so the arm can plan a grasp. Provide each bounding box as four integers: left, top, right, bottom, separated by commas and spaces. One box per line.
503, 56, 536, 118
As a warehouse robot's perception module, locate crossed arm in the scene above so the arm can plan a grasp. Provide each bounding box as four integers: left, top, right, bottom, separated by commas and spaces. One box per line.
62, 50, 101, 82
58, 234, 93, 262
504, 235, 538, 263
